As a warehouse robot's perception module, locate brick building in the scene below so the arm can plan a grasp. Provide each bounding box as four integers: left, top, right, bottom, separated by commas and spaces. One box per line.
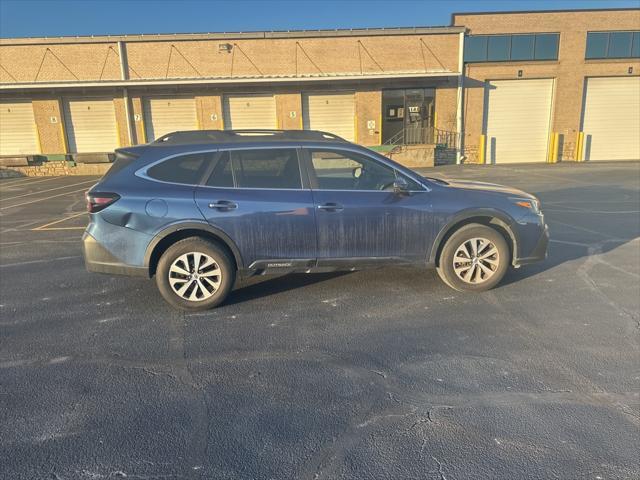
0, 8, 638, 166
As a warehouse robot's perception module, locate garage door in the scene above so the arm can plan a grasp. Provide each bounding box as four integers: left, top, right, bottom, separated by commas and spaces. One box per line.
223, 94, 276, 130
303, 92, 355, 141
63, 98, 119, 153
484, 79, 554, 164
0, 101, 39, 155
581, 77, 640, 161
143, 96, 198, 141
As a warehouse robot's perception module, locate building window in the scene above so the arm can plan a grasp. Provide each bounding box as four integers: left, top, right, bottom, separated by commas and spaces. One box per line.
510, 35, 535, 61
585, 31, 640, 59
464, 33, 559, 63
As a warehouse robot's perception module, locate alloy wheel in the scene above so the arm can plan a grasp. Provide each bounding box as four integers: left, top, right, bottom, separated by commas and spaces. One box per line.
168, 252, 222, 301
452, 237, 500, 284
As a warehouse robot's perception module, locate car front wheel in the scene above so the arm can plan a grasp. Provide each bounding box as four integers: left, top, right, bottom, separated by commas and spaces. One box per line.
436, 223, 509, 292
156, 237, 235, 310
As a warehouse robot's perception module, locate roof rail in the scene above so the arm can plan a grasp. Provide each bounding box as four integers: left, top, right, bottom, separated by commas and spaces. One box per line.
154, 129, 346, 144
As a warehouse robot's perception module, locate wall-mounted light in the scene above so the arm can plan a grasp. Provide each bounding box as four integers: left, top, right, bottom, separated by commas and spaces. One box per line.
518, 70, 523, 78
218, 43, 233, 53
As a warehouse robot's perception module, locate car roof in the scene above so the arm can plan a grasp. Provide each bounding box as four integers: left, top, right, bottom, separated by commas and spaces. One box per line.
152, 129, 349, 146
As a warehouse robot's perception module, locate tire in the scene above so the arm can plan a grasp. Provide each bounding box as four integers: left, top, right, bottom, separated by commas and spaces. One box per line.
436, 223, 509, 292
155, 237, 235, 311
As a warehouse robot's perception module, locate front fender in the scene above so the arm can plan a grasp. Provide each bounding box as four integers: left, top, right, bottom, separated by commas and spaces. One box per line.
428, 208, 520, 266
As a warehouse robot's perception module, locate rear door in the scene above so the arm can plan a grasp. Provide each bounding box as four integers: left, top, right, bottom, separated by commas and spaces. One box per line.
303, 148, 432, 264
194, 147, 317, 268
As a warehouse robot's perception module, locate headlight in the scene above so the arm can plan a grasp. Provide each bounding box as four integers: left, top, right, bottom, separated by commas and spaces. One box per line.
511, 197, 541, 214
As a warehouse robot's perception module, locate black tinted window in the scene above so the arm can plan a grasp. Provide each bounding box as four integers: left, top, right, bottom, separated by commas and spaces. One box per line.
586, 32, 608, 58
534, 34, 559, 60
487, 35, 510, 61
585, 31, 639, 59
147, 152, 211, 184
510, 35, 535, 61
205, 152, 234, 188
464, 36, 487, 62
608, 32, 633, 58
232, 149, 301, 189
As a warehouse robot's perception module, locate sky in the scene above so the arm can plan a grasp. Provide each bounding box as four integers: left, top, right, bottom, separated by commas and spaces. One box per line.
1, 0, 638, 38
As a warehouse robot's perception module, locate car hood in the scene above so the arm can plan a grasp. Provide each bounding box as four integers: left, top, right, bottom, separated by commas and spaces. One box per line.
441, 178, 536, 199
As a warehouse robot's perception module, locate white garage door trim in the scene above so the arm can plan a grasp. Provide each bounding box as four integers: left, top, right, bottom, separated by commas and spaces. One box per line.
143, 96, 198, 142
581, 76, 640, 161
0, 100, 40, 156
484, 79, 554, 164
63, 98, 119, 153
223, 94, 276, 130
303, 91, 355, 142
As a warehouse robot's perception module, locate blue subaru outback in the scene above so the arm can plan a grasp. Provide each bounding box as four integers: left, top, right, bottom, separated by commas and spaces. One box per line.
83, 130, 548, 310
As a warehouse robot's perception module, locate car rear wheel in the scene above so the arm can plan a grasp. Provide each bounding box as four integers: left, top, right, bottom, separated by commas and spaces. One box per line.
436, 223, 509, 292
156, 237, 235, 310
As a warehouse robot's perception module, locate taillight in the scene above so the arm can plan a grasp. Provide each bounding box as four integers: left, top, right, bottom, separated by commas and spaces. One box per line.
86, 192, 120, 213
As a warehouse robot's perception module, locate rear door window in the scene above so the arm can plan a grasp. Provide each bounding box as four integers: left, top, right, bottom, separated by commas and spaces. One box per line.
205, 152, 234, 188
147, 152, 212, 185
234, 148, 302, 189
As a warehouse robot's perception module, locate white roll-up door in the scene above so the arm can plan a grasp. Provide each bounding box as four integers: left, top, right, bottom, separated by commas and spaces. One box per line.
303, 92, 355, 141
143, 96, 198, 141
63, 98, 119, 153
484, 79, 554, 164
0, 101, 40, 155
581, 77, 640, 161
223, 94, 276, 130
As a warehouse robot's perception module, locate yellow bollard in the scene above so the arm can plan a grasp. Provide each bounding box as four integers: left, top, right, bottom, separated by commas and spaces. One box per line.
547, 132, 555, 163
478, 134, 486, 164
551, 132, 559, 163
576, 131, 585, 162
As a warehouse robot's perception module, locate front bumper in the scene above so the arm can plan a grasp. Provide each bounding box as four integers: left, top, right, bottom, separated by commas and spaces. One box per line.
83, 232, 148, 277
514, 223, 549, 266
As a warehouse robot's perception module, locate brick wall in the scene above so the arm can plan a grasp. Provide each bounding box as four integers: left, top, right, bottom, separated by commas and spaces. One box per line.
453, 9, 640, 162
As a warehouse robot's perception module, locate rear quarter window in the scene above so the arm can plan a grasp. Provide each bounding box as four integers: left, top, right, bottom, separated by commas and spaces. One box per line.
147, 152, 212, 185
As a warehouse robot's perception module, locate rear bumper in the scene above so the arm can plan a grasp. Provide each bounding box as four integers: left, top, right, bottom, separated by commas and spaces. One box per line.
83, 232, 148, 277
514, 223, 549, 266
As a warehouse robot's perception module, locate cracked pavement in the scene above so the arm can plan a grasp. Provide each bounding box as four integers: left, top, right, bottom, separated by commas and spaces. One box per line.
1, 162, 639, 479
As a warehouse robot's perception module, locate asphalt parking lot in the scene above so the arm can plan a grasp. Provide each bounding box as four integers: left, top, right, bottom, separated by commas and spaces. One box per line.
1, 162, 639, 479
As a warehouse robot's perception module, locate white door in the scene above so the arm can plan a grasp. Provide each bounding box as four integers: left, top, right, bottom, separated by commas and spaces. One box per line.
223, 94, 276, 130
143, 96, 198, 141
484, 79, 554, 164
581, 76, 640, 161
0, 100, 40, 155
303, 92, 355, 141
63, 98, 119, 153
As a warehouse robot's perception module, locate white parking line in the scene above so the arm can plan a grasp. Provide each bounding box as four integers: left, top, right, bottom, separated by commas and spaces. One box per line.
0, 255, 81, 268
31, 212, 87, 231
0, 176, 64, 188
1, 179, 96, 202
0, 187, 88, 210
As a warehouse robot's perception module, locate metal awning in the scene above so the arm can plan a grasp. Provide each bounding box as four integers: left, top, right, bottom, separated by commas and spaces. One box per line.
0, 71, 460, 91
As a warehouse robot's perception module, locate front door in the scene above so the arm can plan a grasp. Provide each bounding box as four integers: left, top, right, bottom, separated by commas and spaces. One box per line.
194, 147, 317, 268
303, 148, 432, 264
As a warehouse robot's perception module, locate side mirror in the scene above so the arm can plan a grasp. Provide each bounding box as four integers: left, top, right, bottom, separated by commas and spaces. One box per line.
393, 177, 410, 195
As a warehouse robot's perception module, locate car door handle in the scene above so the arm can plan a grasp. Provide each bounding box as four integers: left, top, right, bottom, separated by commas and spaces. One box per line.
317, 203, 344, 212
208, 201, 238, 210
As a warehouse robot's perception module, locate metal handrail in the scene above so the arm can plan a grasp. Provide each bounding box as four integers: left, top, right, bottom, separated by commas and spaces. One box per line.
383, 126, 458, 148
